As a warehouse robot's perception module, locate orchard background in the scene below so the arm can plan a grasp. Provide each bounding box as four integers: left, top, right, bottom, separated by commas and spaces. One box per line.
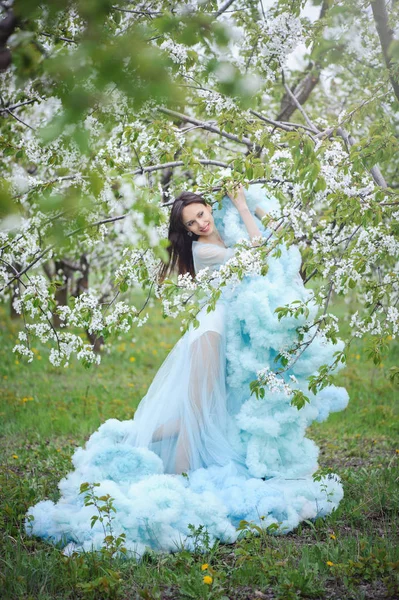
0, 1, 398, 598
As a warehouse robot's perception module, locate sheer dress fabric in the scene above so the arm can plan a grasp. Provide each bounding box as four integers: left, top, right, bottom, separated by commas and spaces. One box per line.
124, 241, 246, 474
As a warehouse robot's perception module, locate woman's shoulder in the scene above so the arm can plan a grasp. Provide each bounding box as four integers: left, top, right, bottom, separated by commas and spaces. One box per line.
192, 241, 234, 270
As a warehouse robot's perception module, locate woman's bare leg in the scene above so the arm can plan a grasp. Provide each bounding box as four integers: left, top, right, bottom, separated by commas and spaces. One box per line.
152, 418, 181, 442
174, 331, 222, 473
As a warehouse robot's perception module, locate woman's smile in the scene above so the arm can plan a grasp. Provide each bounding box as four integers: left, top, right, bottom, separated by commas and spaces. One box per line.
200, 223, 210, 233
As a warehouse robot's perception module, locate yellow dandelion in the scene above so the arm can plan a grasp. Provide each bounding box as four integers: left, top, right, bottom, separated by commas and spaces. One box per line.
329, 534, 336, 540
15, 360, 19, 365
355, 354, 360, 360
203, 575, 212, 585
12, 454, 18, 459
129, 356, 136, 362
201, 563, 209, 571
395, 449, 399, 454
326, 561, 334, 567
3, 375, 8, 379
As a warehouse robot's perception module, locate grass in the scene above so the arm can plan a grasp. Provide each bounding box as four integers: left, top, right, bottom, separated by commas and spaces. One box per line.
1, 290, 398, 600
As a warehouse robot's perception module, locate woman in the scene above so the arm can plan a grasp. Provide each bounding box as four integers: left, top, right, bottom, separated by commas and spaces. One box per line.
26, 184, 349, 557
143, 183, 265, 475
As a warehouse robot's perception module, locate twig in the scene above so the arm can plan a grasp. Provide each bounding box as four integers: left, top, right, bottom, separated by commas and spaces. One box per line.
283, 82, 319, 134
39, 32, 77, 44
130, 159, 229, 176
0, 99, 35, 112
111, 6, 162, 16
158, 107, 253, 148
4, 108, 35, 130
214, 0, 236, 17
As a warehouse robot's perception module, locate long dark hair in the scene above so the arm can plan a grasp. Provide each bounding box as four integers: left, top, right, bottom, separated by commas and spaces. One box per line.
158, 191, 209, 281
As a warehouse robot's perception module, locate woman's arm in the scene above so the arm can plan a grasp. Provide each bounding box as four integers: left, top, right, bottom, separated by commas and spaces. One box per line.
254, 206, 280, 230
227, 184, 262, 241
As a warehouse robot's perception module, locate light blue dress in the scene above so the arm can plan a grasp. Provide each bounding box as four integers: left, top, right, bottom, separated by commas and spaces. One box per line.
119, 240, 245, 475
25, 186, 349, 557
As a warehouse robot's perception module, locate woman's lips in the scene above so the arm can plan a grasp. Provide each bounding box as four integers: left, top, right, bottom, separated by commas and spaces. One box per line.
200, 224, 210, 232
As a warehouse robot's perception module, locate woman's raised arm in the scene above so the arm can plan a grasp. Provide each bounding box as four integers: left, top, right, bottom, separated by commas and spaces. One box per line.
227, 184, 262, 242
254, 206, 280, 230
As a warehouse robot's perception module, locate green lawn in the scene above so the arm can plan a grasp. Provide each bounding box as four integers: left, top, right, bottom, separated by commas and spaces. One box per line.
1, 292, 398, 600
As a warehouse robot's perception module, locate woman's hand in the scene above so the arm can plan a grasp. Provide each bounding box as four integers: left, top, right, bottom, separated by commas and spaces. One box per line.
227, 183, 248, 213
226, 183, 262, 241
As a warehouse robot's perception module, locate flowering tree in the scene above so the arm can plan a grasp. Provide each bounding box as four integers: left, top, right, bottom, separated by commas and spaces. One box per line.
1, 0, 398, 400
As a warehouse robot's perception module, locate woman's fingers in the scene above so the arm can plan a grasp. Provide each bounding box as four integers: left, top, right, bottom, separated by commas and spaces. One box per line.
228, 183, 244, 201
227, 183, 247, 210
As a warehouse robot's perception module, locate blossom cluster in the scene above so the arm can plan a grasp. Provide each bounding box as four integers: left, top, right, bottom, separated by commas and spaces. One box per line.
256, 367, 297, 397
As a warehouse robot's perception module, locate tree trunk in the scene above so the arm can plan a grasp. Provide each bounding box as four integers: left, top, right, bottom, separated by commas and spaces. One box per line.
75, 254, 105, 353
10, 266, 20, 319
370, 0, 399, 103
53, 259, 69, 329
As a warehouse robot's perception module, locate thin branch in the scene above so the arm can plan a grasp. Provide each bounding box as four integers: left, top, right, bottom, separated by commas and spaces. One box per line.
4, 108, 35, 130
158, 107, 253, 148
250, 109, 317, 135
335, 89, 391, 128
0, 99, 35, 112
39, 32, 77, 44
250, 109, 293, 132
111, 6, 162, 16
67, 214, 128, 237
13, 174, 83, 200
131, 159, 229, 176
277, 279, 334, 374
214, 0, 236, 17
335, 126, 387, 188
283, 81, 319, 134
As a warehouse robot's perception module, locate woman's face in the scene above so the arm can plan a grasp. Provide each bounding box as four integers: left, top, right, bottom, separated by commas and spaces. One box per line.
181, 203, 214, 237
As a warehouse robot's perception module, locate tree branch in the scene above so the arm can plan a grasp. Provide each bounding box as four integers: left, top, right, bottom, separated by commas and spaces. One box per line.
0, 99, 35, 112
39, 32, 77, 44
132, 159, 230, 175
283, 81, 318, 134
111, 6, 162, 16
277, 64, 321, 122
214, 0, 236, 17
335, 126, 387, 188
4, 108, 35, 130
158, 107, 253, 148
